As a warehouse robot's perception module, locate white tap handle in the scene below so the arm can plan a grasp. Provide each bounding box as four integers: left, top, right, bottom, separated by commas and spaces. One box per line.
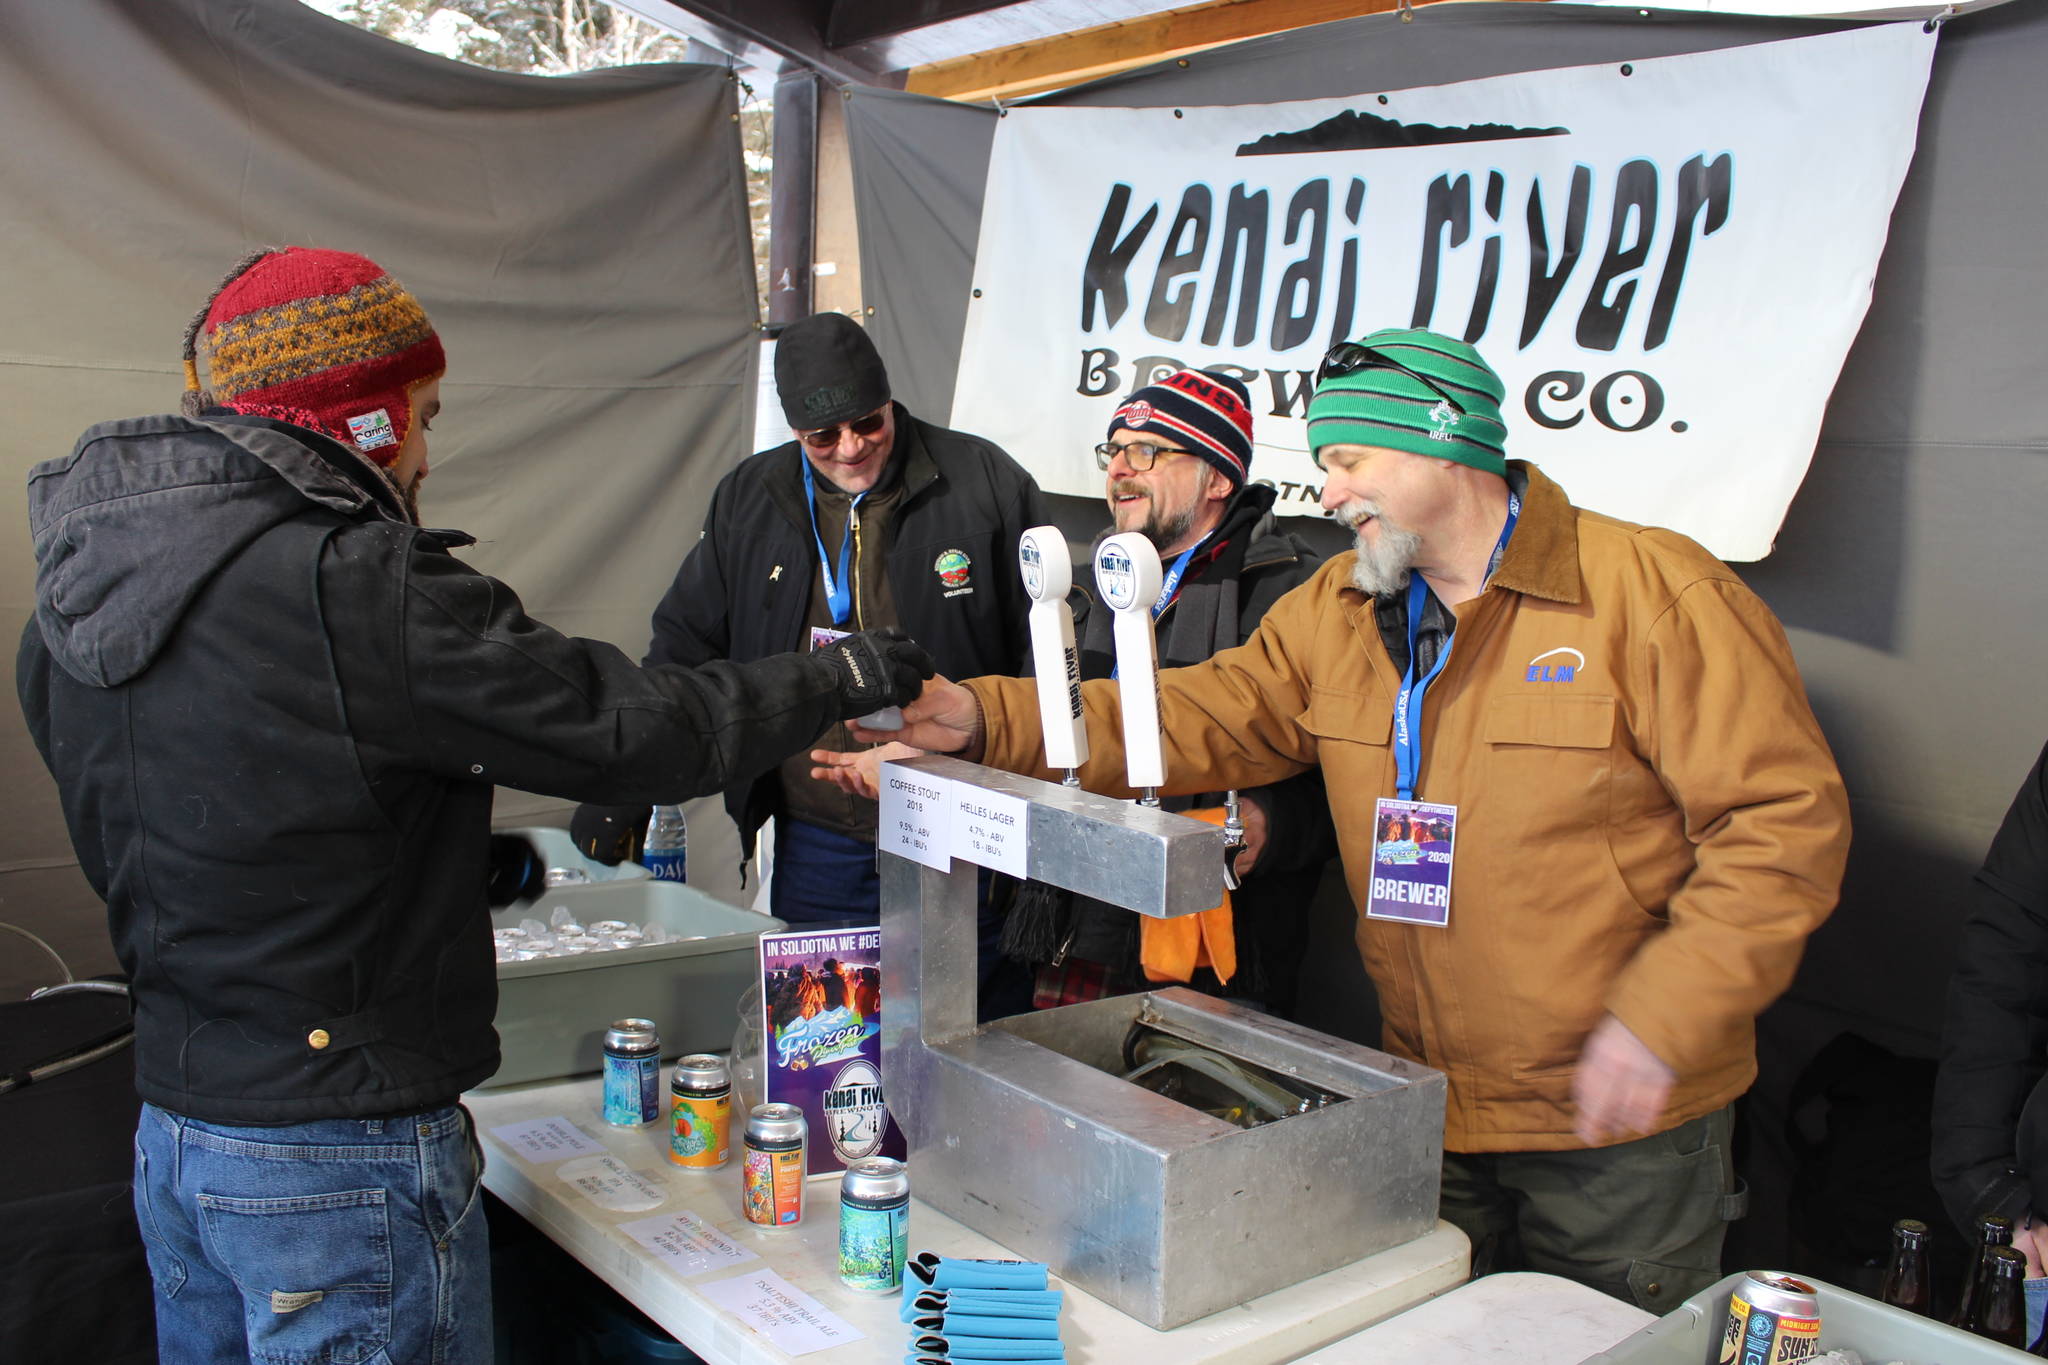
1019, 526, 1089, 773
1093, 532, 1165, 791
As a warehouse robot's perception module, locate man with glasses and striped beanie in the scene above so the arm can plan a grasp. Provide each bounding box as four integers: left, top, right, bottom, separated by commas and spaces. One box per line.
844, 324, 1851, 1310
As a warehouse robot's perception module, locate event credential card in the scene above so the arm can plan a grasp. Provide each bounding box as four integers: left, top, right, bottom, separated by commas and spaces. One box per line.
759, 926, 905, 1175
1366, 798, 1457, 927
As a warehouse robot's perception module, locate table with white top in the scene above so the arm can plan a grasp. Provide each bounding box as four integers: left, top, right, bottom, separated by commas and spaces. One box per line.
1296, 1271, 1656, 1363
468, 1073, 1473, 1364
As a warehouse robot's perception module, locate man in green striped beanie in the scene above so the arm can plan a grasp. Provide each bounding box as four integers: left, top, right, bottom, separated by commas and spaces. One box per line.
865, 324, 1847, 1311
1306, 326, 1511, 600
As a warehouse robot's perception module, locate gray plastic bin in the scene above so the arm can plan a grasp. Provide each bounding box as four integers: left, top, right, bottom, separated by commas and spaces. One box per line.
1581, 1270, 2035, 1363
482, 873, 781, 1088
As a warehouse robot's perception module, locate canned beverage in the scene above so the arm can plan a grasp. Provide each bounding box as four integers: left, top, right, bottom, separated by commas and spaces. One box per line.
742, 1103, 807, 1229
1718, 1271, 1821, 1365
601, 1019, 662, 1127
838, 1157, 909, 1292
669, 1054, 731, 1169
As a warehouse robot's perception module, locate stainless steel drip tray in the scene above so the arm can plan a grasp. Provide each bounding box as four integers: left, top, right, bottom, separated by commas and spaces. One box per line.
989, 989, 1420, 1114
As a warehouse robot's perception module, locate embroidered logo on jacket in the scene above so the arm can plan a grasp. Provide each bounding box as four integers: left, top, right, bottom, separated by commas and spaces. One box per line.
1525, 646, 1585, 683
935, 548, 972, 589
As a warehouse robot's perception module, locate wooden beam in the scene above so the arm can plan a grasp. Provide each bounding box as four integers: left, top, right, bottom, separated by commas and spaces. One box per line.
905, 0, 1468, 104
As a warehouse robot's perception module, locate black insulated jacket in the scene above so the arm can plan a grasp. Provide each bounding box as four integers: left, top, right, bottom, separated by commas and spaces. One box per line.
19, 414, 851, 1124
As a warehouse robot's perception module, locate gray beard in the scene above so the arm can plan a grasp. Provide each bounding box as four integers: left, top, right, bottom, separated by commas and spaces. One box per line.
1342, 509, 1423, 598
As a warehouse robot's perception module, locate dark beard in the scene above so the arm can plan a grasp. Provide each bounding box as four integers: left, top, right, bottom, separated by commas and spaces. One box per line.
1140, 498, 1199, 553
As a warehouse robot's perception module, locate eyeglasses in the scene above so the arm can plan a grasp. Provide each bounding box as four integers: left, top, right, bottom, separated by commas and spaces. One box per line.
1094, 440, 1194, 472
1314, 342, 1467, 416
797, 407, 888, 450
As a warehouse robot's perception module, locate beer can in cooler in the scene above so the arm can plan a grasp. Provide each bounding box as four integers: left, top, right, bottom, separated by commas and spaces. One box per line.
601, 1019, 662, 1128
838, 1157, 909, 1292
668, 1054, 731, 1169
1717, 1271, 1821, 1365
742, 1103, 806, 1229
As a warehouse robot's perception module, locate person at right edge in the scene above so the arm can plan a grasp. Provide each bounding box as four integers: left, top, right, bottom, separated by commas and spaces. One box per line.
1934, 740, 2048, 1343
840, 327, 1853, 1310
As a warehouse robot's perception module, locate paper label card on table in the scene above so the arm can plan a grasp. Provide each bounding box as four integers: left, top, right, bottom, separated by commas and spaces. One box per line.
879, 761, 953, 870
954, 787, 1029, 876
487, 1116, 604, 1163
619, 1210, 758, 1276
556, 1154, 667, 1212
699, 1268, 866, 1356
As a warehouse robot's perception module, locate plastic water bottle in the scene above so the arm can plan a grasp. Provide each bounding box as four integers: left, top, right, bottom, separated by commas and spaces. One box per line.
642, 804, 688, 882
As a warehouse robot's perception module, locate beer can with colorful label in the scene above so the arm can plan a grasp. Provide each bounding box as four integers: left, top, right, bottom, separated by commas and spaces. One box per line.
1718, 1271, 1821, 1365
668, 1054, 731, 1169
838, 1157, 909, 1292
742, 1103, 806, 1229
601, 1019, 661, 1128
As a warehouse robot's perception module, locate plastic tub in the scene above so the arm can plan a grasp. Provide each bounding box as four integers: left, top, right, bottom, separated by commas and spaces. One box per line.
1581, 1269, 2035, 1363
484, 876, 781, 1088
501, 825, 651, 889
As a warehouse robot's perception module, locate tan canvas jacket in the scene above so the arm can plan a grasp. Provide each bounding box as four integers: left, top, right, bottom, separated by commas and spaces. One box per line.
968, 462, 1850, 1152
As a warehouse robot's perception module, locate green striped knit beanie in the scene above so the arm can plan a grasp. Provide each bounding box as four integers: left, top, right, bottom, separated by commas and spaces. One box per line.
1306, 328, 1508, 476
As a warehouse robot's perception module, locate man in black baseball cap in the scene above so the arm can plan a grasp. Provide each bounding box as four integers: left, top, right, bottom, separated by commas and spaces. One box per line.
576, 313, 1045, 1009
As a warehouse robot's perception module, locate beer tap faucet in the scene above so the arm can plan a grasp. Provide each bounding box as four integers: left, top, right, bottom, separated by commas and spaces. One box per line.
1093, 532, 1166, 809
1221, 789, 1245, 891
1018, 526, 1088, 787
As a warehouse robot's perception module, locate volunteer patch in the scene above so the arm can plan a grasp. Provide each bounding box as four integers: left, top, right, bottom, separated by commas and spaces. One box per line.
935, 548, 972, 588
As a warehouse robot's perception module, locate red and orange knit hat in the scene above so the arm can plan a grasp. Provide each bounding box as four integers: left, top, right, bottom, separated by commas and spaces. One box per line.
180, 247, 445, 466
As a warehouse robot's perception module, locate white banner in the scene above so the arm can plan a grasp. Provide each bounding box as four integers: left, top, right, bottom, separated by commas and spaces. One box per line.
952, 24, 1937, 560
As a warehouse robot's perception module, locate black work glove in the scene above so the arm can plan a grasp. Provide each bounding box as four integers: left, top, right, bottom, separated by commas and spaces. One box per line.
485, 834, 546, 907
815, 627, 935, 719
569, 803, 649, 866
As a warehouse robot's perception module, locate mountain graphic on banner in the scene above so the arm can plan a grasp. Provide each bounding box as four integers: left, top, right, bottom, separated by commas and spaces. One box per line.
1236, 109, 1567, 156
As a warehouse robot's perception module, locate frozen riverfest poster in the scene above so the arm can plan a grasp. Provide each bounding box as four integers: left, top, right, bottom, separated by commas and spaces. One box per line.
759, 926, 905, 1175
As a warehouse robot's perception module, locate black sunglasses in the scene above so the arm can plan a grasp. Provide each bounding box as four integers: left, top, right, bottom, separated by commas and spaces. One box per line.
1314, 342, 1467, 416
798, 407, 888, 450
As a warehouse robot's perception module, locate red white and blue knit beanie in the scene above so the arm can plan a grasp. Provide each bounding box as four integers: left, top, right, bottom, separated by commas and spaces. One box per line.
180, 247, 446, 467
1108, 368, 1255, 490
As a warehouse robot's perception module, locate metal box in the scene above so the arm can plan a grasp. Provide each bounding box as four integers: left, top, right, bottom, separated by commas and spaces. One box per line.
880, 757, 1445, 1330
483, 831, 784, 1087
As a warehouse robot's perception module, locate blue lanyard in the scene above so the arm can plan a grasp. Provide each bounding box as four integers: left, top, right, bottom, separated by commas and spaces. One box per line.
1111, 534, 1213, 681
1392, 494, 1520, 801
1152, 534, 1211, 621
802, 462, 864, 628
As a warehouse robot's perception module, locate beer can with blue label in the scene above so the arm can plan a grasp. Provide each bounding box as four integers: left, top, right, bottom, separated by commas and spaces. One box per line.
838, 1156, 909, 1292
601, 1019, 662, 1127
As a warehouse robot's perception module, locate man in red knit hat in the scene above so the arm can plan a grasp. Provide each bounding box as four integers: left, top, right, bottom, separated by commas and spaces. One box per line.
17, 246, 933, 1364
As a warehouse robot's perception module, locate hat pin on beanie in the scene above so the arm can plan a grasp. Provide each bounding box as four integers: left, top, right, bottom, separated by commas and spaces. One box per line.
180, 246, 446, 466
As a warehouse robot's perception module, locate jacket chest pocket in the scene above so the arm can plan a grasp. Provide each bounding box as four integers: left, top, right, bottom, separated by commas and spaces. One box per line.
1298, 684, 1392, 826
1480, 693, 1620, 846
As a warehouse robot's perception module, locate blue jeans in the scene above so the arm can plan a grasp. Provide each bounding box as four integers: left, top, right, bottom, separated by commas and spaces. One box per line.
133, 1101, 490, 1365
2028, 1274, 2047, 1346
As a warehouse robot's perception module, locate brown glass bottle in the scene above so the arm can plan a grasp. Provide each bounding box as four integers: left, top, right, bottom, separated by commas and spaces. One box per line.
1977, 1246, 2028, 1347
1955, 1213, 2016, 1330
1880, 1218, 1934, 1316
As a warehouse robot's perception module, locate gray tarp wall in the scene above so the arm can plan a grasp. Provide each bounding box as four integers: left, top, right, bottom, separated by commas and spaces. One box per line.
847, 0, 2048, 1263
0, 0, 761, 991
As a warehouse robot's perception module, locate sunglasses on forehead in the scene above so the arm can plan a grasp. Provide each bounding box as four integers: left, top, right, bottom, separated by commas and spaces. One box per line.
797, 407, 888, 450
1315, 342, 1467, 416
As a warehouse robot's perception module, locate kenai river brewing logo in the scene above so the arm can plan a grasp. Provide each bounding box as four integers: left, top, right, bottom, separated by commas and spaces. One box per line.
822, 1059, 888, 1160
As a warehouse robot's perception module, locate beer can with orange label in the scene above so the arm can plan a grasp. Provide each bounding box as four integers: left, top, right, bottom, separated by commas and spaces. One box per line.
668, 1054, 731, 1169
741, 1103, 806, 1229
1718, 1271, 1821, 1364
